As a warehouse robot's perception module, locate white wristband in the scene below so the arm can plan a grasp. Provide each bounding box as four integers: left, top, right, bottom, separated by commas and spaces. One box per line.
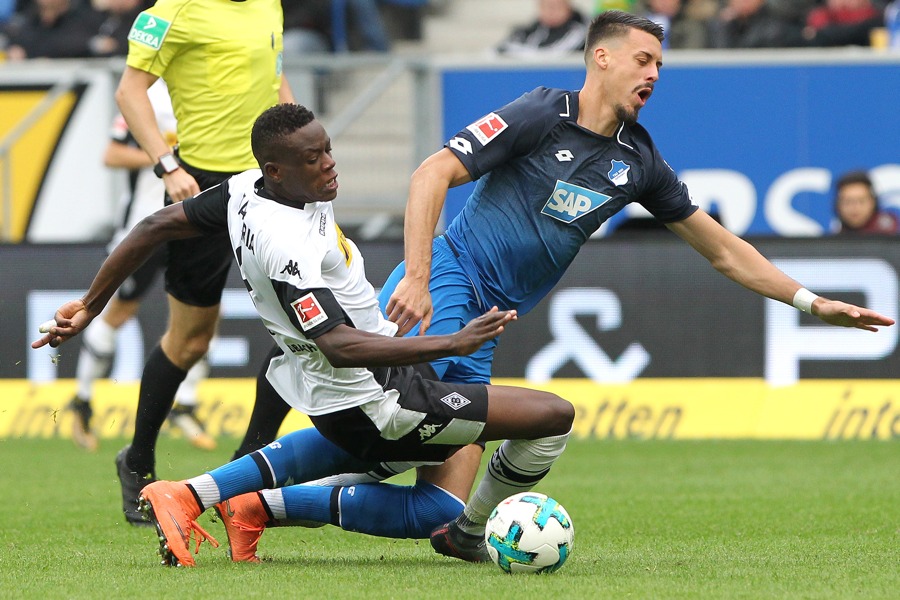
792, 288, 819, 314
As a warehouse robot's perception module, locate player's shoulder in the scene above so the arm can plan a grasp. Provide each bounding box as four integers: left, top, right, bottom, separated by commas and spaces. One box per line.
619, 122, 660, 155
511, 86, 571, 114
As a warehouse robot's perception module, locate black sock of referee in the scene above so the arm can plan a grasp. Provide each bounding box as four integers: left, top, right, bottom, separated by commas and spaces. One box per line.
126, 344, 187, 475
230, 345, 292, 461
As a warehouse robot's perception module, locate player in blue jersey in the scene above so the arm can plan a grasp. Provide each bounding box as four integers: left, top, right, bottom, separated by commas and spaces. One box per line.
375, 9, 894, 560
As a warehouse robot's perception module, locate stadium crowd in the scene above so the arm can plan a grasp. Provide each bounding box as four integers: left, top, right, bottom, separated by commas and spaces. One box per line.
1, 0, 898, 59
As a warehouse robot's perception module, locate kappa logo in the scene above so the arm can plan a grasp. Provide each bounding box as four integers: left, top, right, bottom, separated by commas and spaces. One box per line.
319, 213, 327, 236
418, 423, 442, 440
440, 392, 471, 411
291, 293, 328, 331
280, 260, 301, 277
542, 180, 612, 223
128, 13, 170, 50
466, 112, 508, 146
608, 159, 631, 186
449, 137, 473, 155
555, 149, 574, 162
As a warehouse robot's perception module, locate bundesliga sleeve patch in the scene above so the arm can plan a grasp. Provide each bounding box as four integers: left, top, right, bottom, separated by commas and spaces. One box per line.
466, 112, 508, 146
291, 293, 329, 332
128, 13, 171, 50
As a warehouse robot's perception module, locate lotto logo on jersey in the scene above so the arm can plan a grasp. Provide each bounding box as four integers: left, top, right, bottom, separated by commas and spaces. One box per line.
466, 113, 508, 146
541, 180, 612, 223
291, 293, 328, 331
128, 13, 171, 50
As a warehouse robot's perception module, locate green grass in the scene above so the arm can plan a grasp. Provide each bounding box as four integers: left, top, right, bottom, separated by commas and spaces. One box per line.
0, 437, 897, 599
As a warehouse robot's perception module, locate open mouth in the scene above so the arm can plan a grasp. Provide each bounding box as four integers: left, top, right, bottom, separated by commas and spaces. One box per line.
636, 87, 653, 106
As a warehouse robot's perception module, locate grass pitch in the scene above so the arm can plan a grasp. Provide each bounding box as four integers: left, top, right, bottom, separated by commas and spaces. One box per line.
0, 437, 897, 599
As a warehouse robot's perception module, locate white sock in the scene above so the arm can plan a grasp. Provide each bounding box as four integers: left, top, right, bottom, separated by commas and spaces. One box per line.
186, 474, 220, 510
260, 489, 287, 520
75, 317, 117, 399
460, 430, 570, 534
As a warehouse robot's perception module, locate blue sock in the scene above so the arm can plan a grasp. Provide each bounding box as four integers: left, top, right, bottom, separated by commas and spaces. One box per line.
280, 480, 465, 539
210, 427, 373, 500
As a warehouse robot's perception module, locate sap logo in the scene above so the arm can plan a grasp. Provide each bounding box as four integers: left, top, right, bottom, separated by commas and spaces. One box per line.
542, 180, 611, 223
280, 260, 301, 277
449, 137, 472, 155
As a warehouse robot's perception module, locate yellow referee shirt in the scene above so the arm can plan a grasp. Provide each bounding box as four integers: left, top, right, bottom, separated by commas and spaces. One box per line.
125, 0, 283, 172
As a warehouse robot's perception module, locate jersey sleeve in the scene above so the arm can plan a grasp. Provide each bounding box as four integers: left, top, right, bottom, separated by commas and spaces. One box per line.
636, 140, 698, 224
445, 87, 563, 180
181, 181, 230, 233
258, 234, 349, 340
125, 0, 189, 77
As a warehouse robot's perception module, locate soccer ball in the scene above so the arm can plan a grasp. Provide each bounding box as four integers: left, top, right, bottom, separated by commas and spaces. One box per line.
484, 492, 574, 574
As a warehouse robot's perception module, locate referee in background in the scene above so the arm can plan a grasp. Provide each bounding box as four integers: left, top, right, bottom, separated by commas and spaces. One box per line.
112, 0, 294, 526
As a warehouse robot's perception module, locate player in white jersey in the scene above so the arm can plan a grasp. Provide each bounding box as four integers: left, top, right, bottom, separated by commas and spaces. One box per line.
34, 104, 575, 567
69, 80, 216, 453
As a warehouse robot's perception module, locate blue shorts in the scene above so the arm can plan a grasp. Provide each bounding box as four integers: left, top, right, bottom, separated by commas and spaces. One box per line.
379, 236, 496, 384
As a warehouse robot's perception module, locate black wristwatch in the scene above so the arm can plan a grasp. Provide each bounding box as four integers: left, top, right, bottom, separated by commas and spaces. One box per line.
153, 152, 180, 178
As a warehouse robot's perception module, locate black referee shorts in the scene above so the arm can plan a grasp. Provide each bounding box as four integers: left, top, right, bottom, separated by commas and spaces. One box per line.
116, 245, 166, 302
311, 363, 489, 462
164, 157, 237, 307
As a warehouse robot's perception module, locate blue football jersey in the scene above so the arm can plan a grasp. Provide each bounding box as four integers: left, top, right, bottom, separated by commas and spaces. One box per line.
444, 86, 697, 315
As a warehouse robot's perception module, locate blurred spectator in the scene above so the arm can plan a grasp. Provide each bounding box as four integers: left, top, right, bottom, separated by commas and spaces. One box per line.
282, 0, 391, 54
283, 1, 331, 54
5, 0, 104, 60
802, 0, 884, 46
833, 170, 899, 234
709, 0, 806, 47
495, 0, 587, 57
638, 0, 711, 48
343, 0, 391, 52
88, 0, 149, 57
0, 0, 15, 25
594, 0, 636, 12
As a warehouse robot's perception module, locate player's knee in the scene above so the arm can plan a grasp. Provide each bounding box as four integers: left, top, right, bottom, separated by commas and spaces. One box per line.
543, 396, 575, 436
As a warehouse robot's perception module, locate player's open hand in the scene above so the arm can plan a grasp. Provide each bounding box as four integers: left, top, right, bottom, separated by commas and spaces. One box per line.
386, 276, 433, 337
453, 307, 517, 355
814, 299, 895, 331
31, 299, 93, 349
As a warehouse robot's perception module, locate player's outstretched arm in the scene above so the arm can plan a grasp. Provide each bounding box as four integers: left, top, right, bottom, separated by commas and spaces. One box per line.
809, 299, 895, 331
31, 203, 202, 349
388, 149, 472, 337
667, 209, 894, 331
317, 307, 516, 368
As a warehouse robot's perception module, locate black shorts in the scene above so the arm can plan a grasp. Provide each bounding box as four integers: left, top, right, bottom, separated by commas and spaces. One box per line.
310, 363, 489, 462
164, 157, 238, 307
116, 245, 166, 302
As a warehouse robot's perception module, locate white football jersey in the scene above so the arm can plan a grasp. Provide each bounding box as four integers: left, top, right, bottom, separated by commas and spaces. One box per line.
182, 169, 398, 415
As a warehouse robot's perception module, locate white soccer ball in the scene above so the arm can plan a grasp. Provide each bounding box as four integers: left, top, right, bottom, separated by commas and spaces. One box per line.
484, 491, 574, 574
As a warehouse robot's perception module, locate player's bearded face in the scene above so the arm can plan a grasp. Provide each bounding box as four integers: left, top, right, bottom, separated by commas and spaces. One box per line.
614, 102, 639, 126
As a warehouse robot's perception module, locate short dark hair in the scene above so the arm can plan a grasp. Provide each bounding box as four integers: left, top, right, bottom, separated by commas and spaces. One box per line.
251, 103, 317, 166
835, 170, 875, 198
584, 10, 665, 63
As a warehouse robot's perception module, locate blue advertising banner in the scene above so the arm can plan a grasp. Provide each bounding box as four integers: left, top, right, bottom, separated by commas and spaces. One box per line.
440, 53, 900, 237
